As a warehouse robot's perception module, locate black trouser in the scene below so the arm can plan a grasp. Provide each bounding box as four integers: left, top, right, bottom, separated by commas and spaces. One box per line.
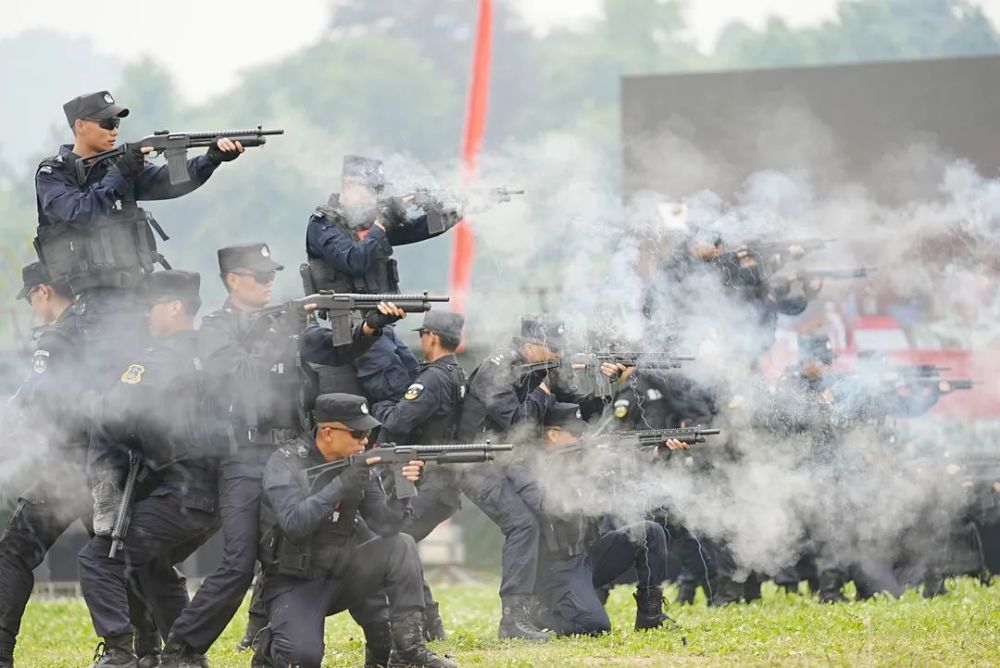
536, 521, 668, 636
0, 453, 90, 649
78, 482, 216, 638
400, 469, 463, 611
169, 455, 266, 652
263, 533, 424, 668
457, 466, 539, 597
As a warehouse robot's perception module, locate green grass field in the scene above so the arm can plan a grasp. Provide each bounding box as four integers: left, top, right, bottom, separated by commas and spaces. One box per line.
16, 579, 1000, 667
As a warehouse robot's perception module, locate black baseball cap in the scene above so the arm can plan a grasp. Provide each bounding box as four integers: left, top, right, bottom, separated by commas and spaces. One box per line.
314, 393, 382, 430
217, 243, 284, 275
145, 270, 201, 304
414, 311, 464, 339
342, 155, 386, 190
518, 314, 566, 352
16, 262, 51, 301
63, 91, 129, 128
544, 402, 587, 436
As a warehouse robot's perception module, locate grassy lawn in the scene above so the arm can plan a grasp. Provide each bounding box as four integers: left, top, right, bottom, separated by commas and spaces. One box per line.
16, 579, 1000, 667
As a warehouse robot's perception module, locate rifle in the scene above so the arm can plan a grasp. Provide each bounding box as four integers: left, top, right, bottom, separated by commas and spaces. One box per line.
769, 268, 872, 297
109, 450, 142, 559
616, 426, 721, 448
514, 353, 694, 396
304, 442, 514, 498
748, 238, 835, 258
393, 187, 526, 234
76, 126, 284, 185
258, 291, 449, 345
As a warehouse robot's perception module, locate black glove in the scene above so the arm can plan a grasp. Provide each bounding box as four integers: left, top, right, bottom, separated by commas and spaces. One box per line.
206, 142, 241, 164
365, 308, 402, 331
339, 462, 371, 495
113, 143, 145, 181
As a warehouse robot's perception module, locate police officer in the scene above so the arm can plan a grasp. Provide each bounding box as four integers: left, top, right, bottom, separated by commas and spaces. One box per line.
77, 271, 222, 668
452, 315, 615, 640
304, 155, 457, 403
161, 244, 402, 664
372, 311, 468, 640
34, 90, 244, 537
0, 263, 86, 667
255, 393, 455, 668
505, 404, 671, 636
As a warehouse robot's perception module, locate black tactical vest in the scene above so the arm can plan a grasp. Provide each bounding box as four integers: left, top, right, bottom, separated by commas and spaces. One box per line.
304, 205, 399, 295
409, 360, 467, 445
34, 154, 170, 295
259, 444, 365, 579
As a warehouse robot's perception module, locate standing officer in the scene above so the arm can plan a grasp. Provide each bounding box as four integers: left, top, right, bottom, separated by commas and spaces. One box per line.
372, 311, 467, 640
303, 155, 460, 403
0, 263, 86, 667
505, 404, 672, 636
161, 243, 401, 664
34, 90, 244, 536
77, 271, 222, 668
255, 393, 456, 668
452, 315, 616, 640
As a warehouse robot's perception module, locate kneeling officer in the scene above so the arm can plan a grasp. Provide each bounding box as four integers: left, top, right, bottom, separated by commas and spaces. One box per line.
257, 393, 457, 668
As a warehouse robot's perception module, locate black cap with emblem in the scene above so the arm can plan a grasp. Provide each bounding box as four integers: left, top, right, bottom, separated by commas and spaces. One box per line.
313, 393, 382, 430
63, 90, 130, 128
16, 262, 52, 301
414, 311, 464, 340
145, 270, 201, 304
518, 314, 566, 352
342, 155, 386, 191
544, 402, 587, 436
217, 243, 285, 275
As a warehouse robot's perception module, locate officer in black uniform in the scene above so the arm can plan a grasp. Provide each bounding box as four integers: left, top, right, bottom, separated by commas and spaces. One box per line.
255, 393, 455, 668
303, 155, 460, 403
161, 243, 401, 664
34, 90, 244, 536
0, 263, 87, 667
372, 311, 467, 640
453, 315, 616, 640
77, 271, 223, 668
505, 404, 671, 636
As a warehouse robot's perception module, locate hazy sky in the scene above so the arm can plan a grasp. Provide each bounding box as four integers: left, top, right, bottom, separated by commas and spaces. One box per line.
3, 0, 1000, 102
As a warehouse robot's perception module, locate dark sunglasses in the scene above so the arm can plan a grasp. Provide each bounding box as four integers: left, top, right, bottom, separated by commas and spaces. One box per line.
233, 270, 276, 285
87, 117, 121, 130
323, 426, 372, 440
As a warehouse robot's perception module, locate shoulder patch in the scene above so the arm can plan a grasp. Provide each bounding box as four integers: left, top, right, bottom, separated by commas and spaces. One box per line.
488, 355, 504, 366
32, 349, 50, 374
613, 398, 630, 419
120, 364, 146, 384
404, 383, 425, 400
645, 388, 663, 401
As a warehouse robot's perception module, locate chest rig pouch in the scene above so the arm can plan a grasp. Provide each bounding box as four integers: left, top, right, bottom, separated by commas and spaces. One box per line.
305, 205, 398, 294
34, 156, 170, 293
261, 447, 365, 580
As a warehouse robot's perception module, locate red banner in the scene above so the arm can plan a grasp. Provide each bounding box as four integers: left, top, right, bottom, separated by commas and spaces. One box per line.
448, 0, 492, 314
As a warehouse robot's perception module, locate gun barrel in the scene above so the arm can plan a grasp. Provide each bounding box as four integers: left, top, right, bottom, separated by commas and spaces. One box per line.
396, 443, 513, 453
171, 128, 285, 140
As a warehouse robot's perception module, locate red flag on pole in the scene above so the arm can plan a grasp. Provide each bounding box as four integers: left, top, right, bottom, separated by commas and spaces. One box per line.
448, 0, 492, 314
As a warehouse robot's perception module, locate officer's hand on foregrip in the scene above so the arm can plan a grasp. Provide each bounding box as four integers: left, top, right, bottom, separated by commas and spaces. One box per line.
364, 302, 406, 331
206, 137, 244, 164
113, 143, 147, 181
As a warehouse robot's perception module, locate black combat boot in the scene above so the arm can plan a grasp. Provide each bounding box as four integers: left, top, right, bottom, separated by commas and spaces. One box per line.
364, 622, 392, 668
497, 595, 552, 641
707, 577, 743, 607
158, 634, 208, 668
634, 586, 675, 630
135, 629, 161, 668
675, 581, 697, 605
386, 612, 457, 668
422, 602, 447, 642
89, 635, 138, 668
250, 627, 273, 668
817, 573, 848, 604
